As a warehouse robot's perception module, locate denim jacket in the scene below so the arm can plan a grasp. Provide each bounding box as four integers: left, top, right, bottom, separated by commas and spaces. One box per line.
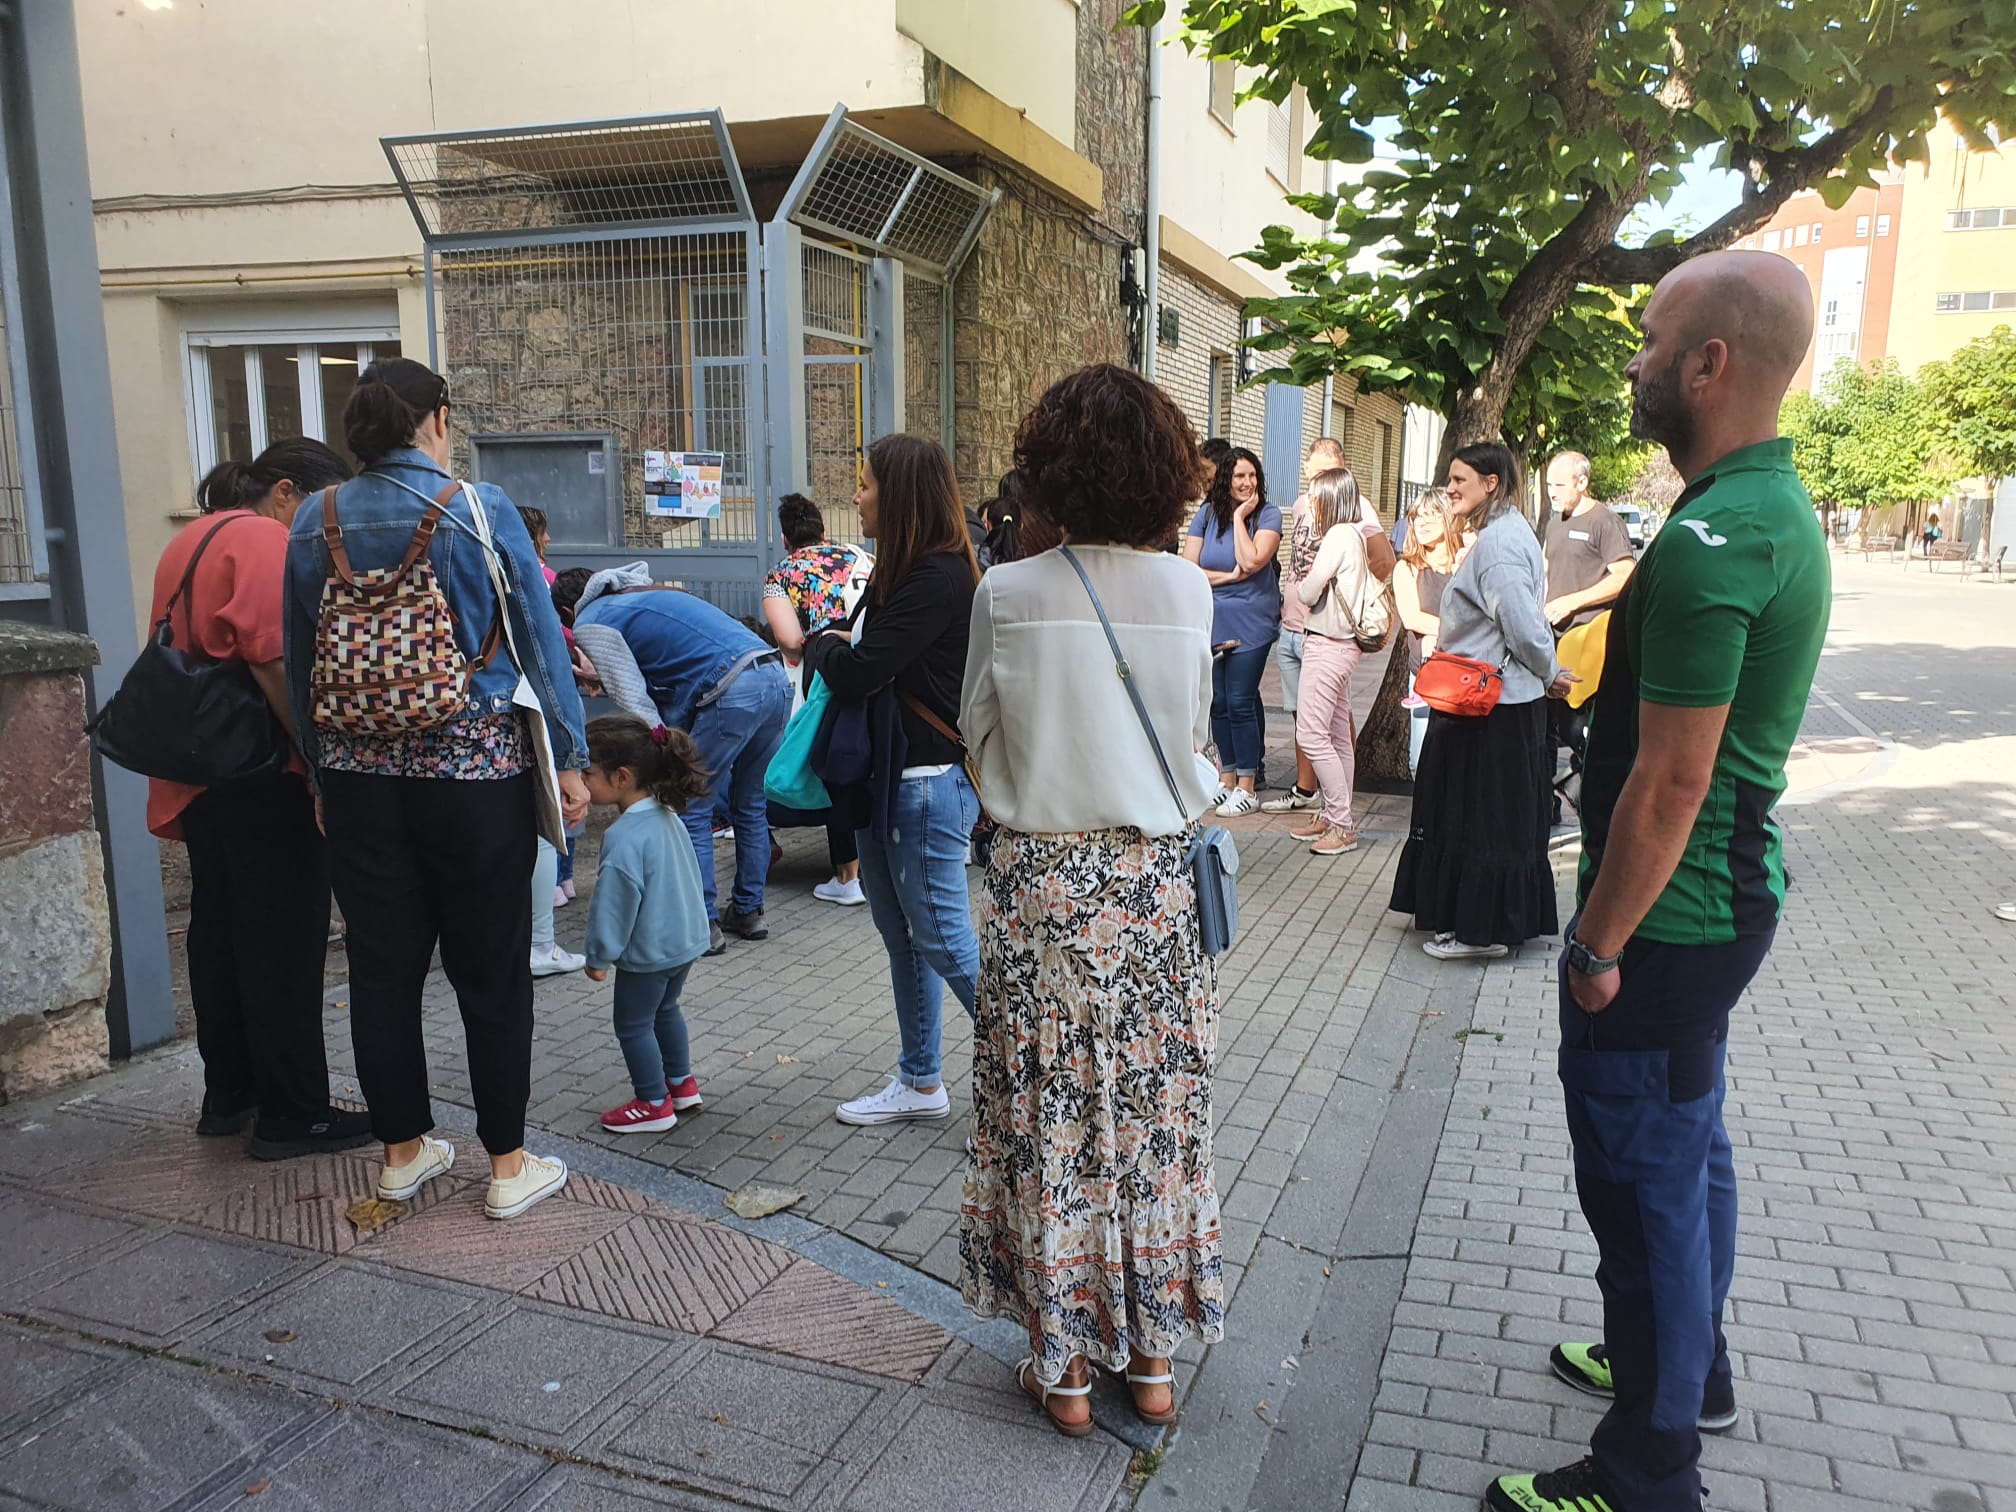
282, 448, 588, 774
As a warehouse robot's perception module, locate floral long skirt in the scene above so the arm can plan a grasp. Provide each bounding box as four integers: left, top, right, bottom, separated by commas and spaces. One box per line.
958, 825, 1226, 1384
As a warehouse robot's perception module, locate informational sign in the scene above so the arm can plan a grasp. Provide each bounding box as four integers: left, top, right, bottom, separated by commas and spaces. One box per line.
642, 451, 724, 519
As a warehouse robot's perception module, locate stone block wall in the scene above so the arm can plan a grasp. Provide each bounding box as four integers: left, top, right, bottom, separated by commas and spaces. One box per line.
0, 625, 112, 1102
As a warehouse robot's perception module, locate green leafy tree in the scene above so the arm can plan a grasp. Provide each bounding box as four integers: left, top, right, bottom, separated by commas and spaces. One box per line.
1130, 0, 2016, 461
1921, 326, 2016, 558
1783, 359, 1949, 541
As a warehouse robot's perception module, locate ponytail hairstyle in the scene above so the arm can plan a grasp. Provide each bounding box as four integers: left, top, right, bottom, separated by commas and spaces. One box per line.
343, 357, 450, 465
1308, 467, 1362, 532
195, 437, 349, 514
586, 714, 712, 814
981, 469, 1026, 565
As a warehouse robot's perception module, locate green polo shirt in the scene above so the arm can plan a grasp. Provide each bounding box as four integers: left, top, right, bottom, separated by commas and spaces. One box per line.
1576, 438, 1830, 944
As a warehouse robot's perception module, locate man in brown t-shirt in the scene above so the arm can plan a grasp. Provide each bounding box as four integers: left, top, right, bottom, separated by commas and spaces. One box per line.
1542, 451, 1635, 817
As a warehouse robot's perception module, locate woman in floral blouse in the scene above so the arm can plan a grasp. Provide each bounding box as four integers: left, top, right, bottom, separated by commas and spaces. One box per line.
958, 365, 1225, 1435
761, 493, 873, 905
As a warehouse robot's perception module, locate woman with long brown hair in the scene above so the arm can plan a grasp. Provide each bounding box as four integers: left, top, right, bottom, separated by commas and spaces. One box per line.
805, 434, 983, 1128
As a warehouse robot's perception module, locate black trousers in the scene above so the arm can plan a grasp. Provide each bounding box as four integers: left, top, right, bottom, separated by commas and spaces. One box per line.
320, 771, 536, 1156
181, 771, 335, 1125
1548, 697, 1587, 795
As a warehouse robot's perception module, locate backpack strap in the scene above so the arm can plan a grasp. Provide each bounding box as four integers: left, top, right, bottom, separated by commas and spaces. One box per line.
320, 480, 456, 591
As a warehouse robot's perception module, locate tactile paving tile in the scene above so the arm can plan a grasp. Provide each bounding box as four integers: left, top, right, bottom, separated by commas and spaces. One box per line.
526, 1212, 791, 1334
709, 1258, 952, 1382
201, 1150, 471, 1256
40, 1137, 265, 1223
556, 1170, 706, 1225
361, 1191, 633, 1292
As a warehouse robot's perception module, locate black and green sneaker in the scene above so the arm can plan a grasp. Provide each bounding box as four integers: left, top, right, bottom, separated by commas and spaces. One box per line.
1484, 1456, 1622, 1511
1549, 1341, 1739, 1434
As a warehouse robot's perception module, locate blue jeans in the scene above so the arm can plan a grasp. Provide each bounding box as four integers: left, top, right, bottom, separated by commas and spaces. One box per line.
531, 838, 559, 949
855, 767, 980, 1089
680, 662, 792, 919
555, 823, 581, 886
1211, 643, 1272, 777
1558, 924, 1772, 1511
612, 963, 692, 1101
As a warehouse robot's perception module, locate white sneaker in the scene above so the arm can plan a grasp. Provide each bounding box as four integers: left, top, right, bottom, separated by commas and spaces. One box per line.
1260, 787, 1319, 813
553, 885, 571, 910
1211, 784, 1231, 810
1997, 901, 2016, 923
814, 877, 868, 907
1422, 934, 1509, 962
1216, 788, 1259, 817
835, 1076, 951, 1126
530, 942, 586, 977
377, 1134, 456, 1201
484, 1150, 568, 1219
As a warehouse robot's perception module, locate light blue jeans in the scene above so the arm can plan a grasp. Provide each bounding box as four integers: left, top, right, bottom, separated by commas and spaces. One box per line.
679, 661, 792, 919
531, 837, 559, 950
855, 767, 980, 1090
1407, 669, 1430, 776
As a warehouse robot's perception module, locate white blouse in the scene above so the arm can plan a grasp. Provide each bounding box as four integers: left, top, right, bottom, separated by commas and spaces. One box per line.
960, 545, 1220, 837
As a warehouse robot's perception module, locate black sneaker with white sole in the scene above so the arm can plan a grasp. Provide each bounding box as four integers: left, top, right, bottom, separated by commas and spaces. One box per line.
1549, 1341, 1739, 1434
248, 1107, 374, 1162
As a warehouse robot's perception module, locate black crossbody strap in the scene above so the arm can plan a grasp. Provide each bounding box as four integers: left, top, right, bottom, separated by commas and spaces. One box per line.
1057, 545, 1188, 829
161, 513, 252, 647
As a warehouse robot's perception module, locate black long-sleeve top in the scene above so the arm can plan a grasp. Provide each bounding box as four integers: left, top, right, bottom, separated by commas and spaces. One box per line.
804, 551, 976, 766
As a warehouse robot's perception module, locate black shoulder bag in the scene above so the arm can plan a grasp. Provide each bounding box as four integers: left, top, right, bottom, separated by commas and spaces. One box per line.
88, 515, 288, 787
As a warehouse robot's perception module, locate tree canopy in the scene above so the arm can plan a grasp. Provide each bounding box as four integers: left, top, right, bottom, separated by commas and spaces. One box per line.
1131, 0, 2016, 457
1920, 326, 2016, 490
1781, 358, 1950, 515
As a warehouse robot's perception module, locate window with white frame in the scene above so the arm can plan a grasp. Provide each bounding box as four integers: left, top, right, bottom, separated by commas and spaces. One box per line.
1812, 221, 1823, 242
1792, 224, 1807, 246
1267, 97, 1292, 183
1855, 215, 1870, 237
1945, 207, 2014, 230
1934, 290, 2016, 312
1876, 214, 1891, 237
183, 307, 402, 480
1762, 230, 1780, 252
1208, 352, 1236, 438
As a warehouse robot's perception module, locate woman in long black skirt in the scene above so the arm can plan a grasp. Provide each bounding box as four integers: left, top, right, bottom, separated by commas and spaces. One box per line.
1392, 441, 1574, 960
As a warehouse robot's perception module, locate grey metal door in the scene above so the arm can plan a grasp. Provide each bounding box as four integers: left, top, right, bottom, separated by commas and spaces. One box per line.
1263, 383, 1306, 505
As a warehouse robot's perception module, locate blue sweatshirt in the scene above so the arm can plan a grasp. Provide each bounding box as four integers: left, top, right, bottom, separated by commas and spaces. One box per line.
584, 797, 710, 973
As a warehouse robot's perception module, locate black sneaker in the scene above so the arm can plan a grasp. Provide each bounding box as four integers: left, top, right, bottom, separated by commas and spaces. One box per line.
1550, 1342, 1739, 1434
705, 921, 727, 957
248, 1107, 374, 1162
1484, 1456, 1630, 1512
195, 1096, 256, 1137
720, 907, 768, 941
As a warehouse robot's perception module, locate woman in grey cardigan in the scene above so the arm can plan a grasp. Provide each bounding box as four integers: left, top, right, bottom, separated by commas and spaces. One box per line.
1390, 441, 1575, 961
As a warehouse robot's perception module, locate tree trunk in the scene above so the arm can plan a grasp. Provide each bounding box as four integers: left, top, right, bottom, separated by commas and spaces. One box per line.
1355, 636, 1416, 787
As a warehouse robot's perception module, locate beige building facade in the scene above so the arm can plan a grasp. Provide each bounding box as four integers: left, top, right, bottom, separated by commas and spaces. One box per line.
77, 0, 1405, 621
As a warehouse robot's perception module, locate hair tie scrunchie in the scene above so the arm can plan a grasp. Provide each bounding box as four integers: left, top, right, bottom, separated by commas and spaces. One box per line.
998, 514, 1014, 524
650, 725, 670, 748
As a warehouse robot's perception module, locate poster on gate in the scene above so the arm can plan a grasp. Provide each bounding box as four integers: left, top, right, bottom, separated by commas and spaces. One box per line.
642, 451, 725, 519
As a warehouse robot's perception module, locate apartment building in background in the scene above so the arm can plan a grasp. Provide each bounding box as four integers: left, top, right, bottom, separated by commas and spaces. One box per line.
72, 0, 1406, 627
1732, 177, 1904, 392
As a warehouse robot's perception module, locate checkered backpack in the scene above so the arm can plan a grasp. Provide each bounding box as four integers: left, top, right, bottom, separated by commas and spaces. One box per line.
308, 480, 499, 735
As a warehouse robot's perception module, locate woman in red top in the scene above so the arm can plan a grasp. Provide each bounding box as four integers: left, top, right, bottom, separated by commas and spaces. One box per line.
147, 438, 369, 1160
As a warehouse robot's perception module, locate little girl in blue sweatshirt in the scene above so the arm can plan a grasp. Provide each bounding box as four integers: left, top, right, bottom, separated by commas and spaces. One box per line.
583, 715, 712, 1134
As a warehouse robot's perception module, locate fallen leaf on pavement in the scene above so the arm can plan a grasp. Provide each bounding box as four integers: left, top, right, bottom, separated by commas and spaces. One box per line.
775, 1055, 799, 1064
262, 1330, 295, 1344
344, 1197, 408, 1232
245, 1481, 271, 1496
723, 1183, 803, 1219
712, 1414, 728, 1425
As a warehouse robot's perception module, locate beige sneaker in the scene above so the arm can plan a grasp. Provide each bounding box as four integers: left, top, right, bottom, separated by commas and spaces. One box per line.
484, 1151, 568, 1220
1311, 826, 1360, 856
377, 1134, 457, 1201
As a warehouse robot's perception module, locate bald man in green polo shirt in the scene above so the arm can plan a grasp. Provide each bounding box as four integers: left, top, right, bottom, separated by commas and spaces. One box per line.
1486, 251, 1830, 1512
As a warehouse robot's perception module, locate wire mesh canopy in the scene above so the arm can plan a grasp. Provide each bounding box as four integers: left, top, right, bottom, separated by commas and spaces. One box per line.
781, 106, 999, 278
383, 111, 752, 241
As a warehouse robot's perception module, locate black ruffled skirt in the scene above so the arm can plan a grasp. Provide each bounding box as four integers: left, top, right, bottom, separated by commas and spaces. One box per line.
1390, 697, 1559, 947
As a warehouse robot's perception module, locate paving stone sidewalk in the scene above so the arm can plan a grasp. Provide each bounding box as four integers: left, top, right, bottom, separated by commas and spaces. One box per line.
0, 1053, 1131, 1512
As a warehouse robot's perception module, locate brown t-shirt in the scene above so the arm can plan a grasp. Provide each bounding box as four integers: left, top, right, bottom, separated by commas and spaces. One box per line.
1543, 503, 1633, 630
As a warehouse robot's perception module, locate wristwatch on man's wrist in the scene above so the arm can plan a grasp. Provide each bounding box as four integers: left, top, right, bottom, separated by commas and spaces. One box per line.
1564, 929, 1624, 977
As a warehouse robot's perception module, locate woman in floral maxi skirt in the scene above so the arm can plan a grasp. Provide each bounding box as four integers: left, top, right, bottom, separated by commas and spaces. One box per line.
957, 364, 1227, 1435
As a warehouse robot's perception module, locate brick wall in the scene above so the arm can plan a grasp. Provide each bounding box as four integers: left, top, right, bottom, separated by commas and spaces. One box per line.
1074, 0, 1147, 246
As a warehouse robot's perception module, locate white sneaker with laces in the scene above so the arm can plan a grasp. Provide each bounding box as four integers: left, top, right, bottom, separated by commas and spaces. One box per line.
814, 877, 868, 907
836, 1076, 951, 1126
484, 1150, 568, 1219
1260, 787, 1319, 813
377, 1134, 456, 1201
1216, 788, 1260, 817
531, 942, 586, 977
1422, 934, 1509, 962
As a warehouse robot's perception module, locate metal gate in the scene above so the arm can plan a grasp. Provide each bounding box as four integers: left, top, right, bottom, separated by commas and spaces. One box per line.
383, 112, 771, 613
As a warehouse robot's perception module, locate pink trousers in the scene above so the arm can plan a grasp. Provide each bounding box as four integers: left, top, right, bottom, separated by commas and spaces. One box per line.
1294, 632, 1362, 830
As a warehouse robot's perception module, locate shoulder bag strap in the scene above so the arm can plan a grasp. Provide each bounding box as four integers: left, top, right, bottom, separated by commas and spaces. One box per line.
1057, 545, 1189, 828
897, 689, 963, 749
455, 482, 509, 673
161, 512, 247, 645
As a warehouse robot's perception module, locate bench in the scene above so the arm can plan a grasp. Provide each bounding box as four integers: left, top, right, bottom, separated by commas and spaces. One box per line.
1926, 540, 1971, 570
1858, 534, 1903, 561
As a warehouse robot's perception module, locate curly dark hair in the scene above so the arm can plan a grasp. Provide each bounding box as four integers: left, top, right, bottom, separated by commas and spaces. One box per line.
586, 715, 711, 814
777, 492, 825, 552
1205, 446, 1268, 536
1012, 364, 1212, 550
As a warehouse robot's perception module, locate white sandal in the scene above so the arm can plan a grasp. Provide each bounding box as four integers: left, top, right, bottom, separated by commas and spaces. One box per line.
1121, 1364, 1178, 1425
1016, 1356, 1095, 1438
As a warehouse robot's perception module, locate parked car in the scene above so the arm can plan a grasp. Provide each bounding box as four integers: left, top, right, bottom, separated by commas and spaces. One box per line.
1610, 503, 1647, 550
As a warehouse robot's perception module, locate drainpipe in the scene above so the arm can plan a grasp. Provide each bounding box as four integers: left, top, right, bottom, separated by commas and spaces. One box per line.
1142, 19, 1162, 381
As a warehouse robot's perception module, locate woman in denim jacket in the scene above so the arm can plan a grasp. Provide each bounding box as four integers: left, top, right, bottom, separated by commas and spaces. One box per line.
283, 358, 590, 1221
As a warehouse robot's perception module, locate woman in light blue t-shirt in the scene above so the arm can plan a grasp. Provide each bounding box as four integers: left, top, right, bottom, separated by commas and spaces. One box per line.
1182, 446, 1282, 816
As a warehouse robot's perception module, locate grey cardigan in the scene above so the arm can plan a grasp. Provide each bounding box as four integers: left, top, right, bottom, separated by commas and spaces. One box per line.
1434, 512, 1560, 704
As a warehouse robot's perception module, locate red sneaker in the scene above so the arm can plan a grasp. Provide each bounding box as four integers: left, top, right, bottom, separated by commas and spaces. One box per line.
599, 1096, 677, 1134
665, 1076, 704, 1112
